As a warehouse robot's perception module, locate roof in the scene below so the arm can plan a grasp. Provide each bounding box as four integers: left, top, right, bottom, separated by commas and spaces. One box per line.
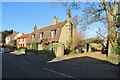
7, 32, 19, 37
32, 20, 67, 34
17, 33, 31, 39
27, 20, 67, 43
0, 43, 10, 47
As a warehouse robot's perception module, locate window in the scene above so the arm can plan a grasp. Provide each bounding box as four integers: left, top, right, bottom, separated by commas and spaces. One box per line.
32, 34, 35, 40
39, 33, 43, 39
23, 44, 24, 47
19, 39, 20, 42
21, 44, 22, 47
23, 38, 24, 42
19, 44, 20, 47
51, 30, 56, 38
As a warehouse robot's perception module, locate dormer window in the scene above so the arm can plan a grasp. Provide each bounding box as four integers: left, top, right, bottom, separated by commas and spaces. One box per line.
40, 33, 43, 39
51, 30, 56, 38
32, 34, 35, 40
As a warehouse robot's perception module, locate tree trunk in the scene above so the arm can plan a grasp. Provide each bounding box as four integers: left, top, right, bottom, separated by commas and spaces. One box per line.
107, 11, 113, 55
106, 1, 119, 55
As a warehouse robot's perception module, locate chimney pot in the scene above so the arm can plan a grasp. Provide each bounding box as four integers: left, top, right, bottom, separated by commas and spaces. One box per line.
54, 16, 56, 19
53, 16, 58, 25
68, 9, 70, 13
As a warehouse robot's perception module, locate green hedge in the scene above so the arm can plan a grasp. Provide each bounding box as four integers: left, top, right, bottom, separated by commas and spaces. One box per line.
26, 43, 38, 50
25, 49, 55, 57
32, 43, 38, 50
18, 47, 27, 51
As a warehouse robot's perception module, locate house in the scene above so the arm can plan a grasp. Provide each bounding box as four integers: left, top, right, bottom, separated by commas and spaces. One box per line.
5, 32, 22, 45
17, 33, 31, 48
27, 10, 76, 50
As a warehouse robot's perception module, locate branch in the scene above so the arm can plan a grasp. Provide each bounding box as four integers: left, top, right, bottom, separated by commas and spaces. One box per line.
100, 0, 116, 17
82, 8, 105, 21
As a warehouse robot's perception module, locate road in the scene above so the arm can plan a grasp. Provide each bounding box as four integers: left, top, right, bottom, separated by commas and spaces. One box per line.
2, 53, 119, 79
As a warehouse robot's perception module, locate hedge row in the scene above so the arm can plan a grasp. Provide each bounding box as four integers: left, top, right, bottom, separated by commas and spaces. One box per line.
25, 49, 55, 57
18, 47, 27, 51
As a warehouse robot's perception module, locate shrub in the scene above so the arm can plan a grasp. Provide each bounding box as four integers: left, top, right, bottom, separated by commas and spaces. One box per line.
32, 43, 38, 50
25, 49, 55, 57
68, 50, 77, 55
52, 43, 63, 54
18, 47, 27, 51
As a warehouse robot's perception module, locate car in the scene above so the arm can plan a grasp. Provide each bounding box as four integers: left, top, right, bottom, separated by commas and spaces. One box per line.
101, 46, 108, 55
0, 47, 10, 53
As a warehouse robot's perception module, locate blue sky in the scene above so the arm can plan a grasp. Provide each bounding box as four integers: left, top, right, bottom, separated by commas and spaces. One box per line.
2, 2, 106, 39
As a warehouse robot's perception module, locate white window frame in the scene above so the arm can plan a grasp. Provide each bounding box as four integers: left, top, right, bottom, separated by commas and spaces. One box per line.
32, 34, 35, 40
39, 33, 43, 39
51, 30, 56, 38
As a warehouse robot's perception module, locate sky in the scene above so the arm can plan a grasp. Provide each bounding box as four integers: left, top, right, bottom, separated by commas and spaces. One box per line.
2, 2, 107, 39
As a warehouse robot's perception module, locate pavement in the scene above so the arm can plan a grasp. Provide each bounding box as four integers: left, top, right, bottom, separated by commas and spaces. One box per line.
10, 51, 25, 55
2, 52, 119, 79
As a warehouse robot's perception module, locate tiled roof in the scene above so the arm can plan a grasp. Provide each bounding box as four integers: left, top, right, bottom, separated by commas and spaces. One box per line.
7, 32, 19, 37
32, 20, 67, 34
17, 33, 31, 39
27, 20, 67, 43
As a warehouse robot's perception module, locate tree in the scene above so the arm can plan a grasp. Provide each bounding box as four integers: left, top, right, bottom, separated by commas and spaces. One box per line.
70, 15, 84, 50
9, 39, 16, 47
52, 0, 120, 55
2, 30, 13, 44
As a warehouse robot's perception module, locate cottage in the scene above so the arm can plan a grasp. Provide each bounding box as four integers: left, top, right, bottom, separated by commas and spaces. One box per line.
17, 33, 31, 48
5, 32, 22, 45
27, 10, 76, 50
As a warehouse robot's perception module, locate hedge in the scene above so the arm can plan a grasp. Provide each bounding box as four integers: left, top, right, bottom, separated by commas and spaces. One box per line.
18, 47, 27, 51
25, 49, 55, 57
32, 43, 38, 50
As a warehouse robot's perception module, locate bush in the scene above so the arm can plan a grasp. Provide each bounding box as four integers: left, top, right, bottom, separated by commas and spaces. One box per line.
52, 43, 61, 54
18, 47, 27, 51
32, 43, 38, 50
68, 50, 77, 55
25, 49, 55, 57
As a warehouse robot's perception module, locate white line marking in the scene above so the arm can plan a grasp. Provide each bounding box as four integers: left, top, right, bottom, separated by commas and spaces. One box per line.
42, 67, 75, 78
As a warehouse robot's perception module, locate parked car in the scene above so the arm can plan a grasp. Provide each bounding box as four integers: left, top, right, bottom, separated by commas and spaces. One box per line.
0, 47, 10, 53
101, 46, 108, 55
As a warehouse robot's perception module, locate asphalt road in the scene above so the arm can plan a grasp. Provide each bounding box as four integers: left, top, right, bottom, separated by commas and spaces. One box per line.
2, 53, 119, 79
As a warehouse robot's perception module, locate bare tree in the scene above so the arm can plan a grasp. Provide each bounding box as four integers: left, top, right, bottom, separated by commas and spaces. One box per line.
70, 15, 84, 50
51, 0, 120, 55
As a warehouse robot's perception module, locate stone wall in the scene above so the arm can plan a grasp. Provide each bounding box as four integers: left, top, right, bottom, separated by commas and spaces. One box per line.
56, 44, 64, 57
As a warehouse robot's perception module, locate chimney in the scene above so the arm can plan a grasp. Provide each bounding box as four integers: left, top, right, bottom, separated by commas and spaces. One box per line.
67, 9, 72, 44
33, 25, 37, 31
67, 9, 71, 23
53, 16, 58, 25
22, 33, 24, 35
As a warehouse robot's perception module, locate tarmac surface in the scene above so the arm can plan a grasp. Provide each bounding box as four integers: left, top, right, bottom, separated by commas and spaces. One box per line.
2, 53, 119, 79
